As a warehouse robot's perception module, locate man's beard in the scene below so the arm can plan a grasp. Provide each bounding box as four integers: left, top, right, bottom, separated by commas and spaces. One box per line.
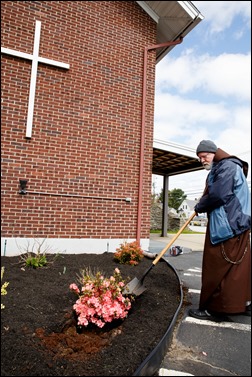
203, 163, 212, 171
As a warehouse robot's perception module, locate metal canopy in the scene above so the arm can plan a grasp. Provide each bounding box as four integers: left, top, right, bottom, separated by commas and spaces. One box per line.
152, 140, 203, 237
152, 140, 203, 177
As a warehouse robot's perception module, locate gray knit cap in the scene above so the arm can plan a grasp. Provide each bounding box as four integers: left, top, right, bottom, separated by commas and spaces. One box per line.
196, 140, 218, 155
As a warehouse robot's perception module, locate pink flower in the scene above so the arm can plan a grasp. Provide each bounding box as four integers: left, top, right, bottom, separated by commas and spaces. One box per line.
69, 268, 133, 328
69, 283, 80, 294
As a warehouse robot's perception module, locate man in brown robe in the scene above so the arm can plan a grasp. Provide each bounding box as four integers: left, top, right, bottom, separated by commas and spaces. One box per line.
189, 140, 251, 320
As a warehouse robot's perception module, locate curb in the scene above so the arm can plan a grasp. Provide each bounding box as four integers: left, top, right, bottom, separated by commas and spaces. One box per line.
133, 258, 183, 376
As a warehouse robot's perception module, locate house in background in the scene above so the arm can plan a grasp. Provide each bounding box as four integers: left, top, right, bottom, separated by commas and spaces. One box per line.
178, 198, 198, 218
1, 1, 203, 256
178, 199, 207, 225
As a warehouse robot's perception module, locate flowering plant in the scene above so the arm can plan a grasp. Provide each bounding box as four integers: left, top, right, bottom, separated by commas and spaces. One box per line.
69, 267, 132, 328
1, 267, 9, 310
114, 241, 144, 265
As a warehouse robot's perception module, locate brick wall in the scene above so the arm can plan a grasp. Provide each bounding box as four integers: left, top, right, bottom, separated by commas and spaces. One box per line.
1, 1, 156, 253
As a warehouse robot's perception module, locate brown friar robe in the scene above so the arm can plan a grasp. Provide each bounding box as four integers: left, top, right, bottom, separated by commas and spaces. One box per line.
199, 225, 251, 314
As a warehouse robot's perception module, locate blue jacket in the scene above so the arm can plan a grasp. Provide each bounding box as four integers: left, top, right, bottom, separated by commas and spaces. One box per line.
195, 149, 251, 244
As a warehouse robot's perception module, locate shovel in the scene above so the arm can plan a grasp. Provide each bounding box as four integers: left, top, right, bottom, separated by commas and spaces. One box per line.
124, 211, 196, 296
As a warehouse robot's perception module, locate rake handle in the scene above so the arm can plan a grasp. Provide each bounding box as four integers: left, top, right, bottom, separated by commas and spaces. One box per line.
152, 211, 196, 265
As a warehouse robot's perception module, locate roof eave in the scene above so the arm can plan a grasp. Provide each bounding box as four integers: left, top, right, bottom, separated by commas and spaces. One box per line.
136, 1, 204, 62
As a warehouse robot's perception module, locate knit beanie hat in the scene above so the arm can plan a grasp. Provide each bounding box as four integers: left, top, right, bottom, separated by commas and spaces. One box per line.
196, 140, 218, 155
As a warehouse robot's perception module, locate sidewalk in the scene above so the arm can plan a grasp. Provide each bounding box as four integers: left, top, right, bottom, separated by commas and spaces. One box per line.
150, 232, 251, 376
149, 232, 205, 254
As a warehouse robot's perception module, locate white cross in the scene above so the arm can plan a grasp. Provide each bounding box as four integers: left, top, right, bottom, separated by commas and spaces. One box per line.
1, 20, 70, 138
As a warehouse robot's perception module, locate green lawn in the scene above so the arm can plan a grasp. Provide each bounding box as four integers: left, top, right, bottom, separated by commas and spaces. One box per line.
150, 229, 204, 235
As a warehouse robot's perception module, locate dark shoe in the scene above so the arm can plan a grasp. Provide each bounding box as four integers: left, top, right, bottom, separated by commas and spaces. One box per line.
188, 308, 216, 321
244, 304, 251, 317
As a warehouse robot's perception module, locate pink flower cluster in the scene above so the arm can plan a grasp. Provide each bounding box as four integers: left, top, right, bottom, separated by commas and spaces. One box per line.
69, 268, 132, 328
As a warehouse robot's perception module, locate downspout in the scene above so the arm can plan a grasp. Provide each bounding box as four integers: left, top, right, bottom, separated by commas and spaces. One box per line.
136, 38, 183, 244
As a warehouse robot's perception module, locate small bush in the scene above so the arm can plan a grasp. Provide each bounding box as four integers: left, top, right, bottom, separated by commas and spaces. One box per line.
22, 253, 48, 268
70, 267, 132, 328
114, 241, 144, 266
17, 238, 59, 269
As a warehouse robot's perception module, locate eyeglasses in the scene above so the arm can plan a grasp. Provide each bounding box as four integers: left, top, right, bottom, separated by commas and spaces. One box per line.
198, 153, 211, 162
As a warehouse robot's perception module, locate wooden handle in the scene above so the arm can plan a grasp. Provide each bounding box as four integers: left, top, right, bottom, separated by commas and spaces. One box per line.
152, 211, 196, 265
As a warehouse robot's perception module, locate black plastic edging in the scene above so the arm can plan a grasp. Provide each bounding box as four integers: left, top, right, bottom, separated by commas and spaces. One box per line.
133, 257, 183, 376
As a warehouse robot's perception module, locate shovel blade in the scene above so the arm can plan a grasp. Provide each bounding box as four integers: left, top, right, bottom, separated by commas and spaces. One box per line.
123, 277, 147, 297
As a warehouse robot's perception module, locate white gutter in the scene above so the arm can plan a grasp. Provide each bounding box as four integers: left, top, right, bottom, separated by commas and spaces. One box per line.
153, 139, 197, 159
178, 1, 204, 20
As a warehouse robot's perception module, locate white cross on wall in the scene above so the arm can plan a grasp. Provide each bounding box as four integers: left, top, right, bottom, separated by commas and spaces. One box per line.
1, 20, 70, 138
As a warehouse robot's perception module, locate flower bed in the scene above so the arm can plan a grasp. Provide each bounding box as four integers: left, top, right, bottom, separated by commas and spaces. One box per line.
1, 252, 180, 376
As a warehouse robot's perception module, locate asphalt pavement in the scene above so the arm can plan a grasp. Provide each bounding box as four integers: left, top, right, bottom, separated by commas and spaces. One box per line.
148, 233, 251, 376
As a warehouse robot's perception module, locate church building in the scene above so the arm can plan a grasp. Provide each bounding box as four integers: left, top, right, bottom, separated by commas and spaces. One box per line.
1, 1, 203, 255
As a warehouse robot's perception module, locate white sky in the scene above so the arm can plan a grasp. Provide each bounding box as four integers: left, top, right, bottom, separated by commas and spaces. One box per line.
152, 1, 251, 199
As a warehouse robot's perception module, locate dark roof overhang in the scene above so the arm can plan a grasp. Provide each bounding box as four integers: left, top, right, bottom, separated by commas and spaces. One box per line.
152, 140, 203, 177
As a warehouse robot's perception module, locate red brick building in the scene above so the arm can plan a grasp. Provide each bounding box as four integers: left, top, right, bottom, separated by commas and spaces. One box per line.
1, 1, 203, 255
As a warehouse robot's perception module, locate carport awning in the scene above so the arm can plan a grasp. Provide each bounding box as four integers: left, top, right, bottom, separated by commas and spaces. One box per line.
152, 139, 203, 176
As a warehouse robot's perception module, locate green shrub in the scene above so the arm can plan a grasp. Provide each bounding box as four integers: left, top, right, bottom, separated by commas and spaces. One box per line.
17, 239, 59, 269
23, 253, 47, 268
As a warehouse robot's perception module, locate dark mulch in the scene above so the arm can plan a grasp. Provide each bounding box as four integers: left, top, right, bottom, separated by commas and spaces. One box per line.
1, 252, 180, 376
